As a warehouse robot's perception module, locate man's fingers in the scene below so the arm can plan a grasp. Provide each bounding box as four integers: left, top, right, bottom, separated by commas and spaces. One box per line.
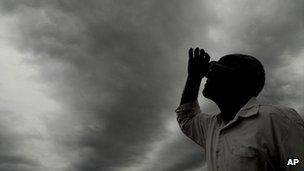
204, 52, 210, 63
189, 47, 210, 64
199, 49, 205, 58
194, 47, 200, 58
188, 48, 193, 60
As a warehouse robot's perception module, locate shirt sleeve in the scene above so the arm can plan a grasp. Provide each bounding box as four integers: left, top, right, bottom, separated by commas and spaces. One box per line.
175, 101, 211, 148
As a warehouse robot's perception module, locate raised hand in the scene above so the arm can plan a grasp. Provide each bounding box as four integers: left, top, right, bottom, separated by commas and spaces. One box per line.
187, 48, 210, 79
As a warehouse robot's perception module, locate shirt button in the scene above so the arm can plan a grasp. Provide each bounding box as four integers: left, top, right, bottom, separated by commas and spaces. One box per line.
216, 150, 219, 159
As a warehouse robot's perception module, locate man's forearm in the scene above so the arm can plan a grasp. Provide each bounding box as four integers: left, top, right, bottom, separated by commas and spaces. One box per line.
179, 75, 202, 106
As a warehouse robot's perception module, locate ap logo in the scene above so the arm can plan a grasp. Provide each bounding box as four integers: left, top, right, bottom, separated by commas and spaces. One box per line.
287, 158, 300, 166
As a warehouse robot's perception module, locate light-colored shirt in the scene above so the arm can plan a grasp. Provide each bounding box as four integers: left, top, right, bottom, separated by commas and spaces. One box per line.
175, 97, 304, 171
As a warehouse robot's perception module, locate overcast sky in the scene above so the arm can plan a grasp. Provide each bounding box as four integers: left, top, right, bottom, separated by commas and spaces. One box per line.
0, 0, 303, 171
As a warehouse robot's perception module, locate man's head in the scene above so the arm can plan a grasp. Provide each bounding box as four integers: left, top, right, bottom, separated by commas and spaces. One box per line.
202, 54, 265, 101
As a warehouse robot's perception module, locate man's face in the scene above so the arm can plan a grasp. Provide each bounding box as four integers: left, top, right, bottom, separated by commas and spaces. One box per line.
202, 59, 238, 100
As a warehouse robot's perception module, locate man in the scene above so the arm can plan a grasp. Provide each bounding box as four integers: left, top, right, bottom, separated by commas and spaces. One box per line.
175, 48, 304, 171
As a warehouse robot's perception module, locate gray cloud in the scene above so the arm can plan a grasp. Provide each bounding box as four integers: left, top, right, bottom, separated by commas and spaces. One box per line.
0, 110, 40, 171
0, 0, 303, 171
140, 136, 205, 171
1, 0, 216, 170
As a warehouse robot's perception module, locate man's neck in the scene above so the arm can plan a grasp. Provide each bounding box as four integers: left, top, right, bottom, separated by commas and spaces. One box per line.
216, 96, 251, 123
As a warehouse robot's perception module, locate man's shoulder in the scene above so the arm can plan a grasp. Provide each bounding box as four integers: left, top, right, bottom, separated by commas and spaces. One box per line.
258, 104, 304, 127
258, 104, 295, 115
256, 104, 304, 146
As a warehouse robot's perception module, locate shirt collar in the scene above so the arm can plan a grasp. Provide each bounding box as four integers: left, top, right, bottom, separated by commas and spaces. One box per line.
237, 97, 260, 118
216, 97, 260, 128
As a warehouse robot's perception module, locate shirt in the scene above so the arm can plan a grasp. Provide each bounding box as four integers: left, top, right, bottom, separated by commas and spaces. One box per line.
175, 97, 304, 171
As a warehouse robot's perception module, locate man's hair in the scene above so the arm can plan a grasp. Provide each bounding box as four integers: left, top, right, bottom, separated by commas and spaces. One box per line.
220, 54, 265, 97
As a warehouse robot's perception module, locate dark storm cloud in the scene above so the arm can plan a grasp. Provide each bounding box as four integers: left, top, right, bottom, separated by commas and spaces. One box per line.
1, 0, 304, 171
0, 0, 217, 170
137, 135, 205, 171
0, 155, 37, 171
0, 110, 39, 171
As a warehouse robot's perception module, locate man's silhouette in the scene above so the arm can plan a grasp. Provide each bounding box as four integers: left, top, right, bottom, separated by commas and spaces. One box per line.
176, 48, 304, 171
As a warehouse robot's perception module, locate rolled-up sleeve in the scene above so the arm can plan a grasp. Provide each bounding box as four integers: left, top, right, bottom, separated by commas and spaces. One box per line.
175, 101, 211, 148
